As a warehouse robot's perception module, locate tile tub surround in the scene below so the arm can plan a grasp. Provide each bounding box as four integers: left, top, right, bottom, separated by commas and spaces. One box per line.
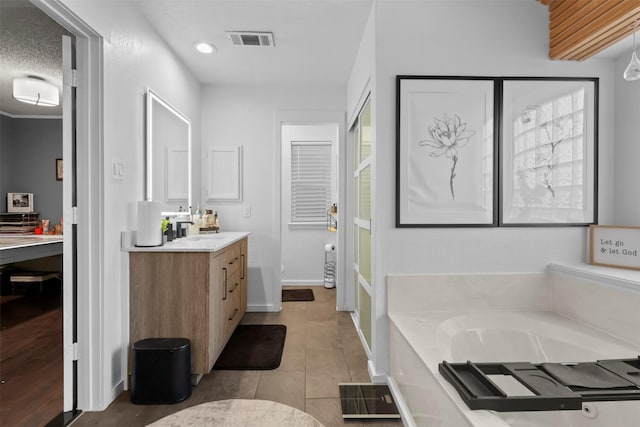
387, 272, 551, 315
549, 263, 640, 347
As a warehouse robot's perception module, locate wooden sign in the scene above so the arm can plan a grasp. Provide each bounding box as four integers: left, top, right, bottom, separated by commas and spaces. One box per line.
590, 225, 640, 271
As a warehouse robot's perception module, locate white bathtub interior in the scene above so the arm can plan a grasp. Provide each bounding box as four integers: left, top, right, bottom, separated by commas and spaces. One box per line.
387, 266, 640, 427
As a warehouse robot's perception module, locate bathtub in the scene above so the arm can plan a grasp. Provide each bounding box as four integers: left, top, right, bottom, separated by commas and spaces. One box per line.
389, 310, 640, 427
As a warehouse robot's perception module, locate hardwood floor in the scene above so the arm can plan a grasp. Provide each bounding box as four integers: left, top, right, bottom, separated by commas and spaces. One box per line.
0, 291, 63, 427
70, 286, 403, 427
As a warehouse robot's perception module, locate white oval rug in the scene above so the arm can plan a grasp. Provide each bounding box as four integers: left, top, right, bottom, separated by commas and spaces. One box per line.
147, 399, 325, 427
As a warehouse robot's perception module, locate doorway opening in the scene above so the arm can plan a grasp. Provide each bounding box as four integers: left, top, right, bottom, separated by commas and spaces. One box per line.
275, 111, 346, 312
280, 123, 338, 288
0, 1, 77, 425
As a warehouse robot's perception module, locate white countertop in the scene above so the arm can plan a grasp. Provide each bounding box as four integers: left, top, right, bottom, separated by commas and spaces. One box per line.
124, 231, 249, 253
0, 234, 64, 250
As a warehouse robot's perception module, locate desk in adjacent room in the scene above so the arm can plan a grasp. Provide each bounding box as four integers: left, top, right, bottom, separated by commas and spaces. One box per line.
0, 235, 64, 265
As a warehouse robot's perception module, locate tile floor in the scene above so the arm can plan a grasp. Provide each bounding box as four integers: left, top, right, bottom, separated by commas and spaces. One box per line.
70, 286, 403, 427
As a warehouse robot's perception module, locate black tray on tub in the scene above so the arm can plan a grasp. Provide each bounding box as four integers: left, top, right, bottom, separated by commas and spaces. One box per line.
439, 356, 640, 412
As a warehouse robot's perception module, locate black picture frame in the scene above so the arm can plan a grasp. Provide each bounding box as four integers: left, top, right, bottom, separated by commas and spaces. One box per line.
499, 77, 598, 226
396, 76, 499, 227
395, 75, 599, 228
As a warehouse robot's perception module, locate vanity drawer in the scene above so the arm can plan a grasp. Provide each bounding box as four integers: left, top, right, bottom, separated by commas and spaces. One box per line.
223, 244, 241, 277
225, 270, 242, 337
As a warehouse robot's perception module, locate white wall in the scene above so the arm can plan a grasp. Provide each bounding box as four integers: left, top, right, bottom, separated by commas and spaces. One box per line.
367, 0, 615, 377
614, 53, 640, 225
61, 0, 201, 409
200, 85, 345, 310
281, 124, 338, 285
0, 116, 63, 221
346, 2, 376, 126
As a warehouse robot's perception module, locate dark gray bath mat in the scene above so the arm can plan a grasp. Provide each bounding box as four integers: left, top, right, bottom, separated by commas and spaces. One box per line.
214, 324, 286, 370
282, 288, 314, 302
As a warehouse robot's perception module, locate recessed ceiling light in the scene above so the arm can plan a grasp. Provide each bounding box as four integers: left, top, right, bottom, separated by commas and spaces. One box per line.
13, 76, 59, 107
194, 42, 216, 54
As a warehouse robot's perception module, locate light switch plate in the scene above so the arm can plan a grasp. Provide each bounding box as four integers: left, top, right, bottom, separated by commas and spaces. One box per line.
243, 205, 251, 218
112, 158, 125, 180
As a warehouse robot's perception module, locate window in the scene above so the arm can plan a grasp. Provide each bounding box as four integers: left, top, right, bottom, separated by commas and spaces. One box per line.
290, 142, 332, 223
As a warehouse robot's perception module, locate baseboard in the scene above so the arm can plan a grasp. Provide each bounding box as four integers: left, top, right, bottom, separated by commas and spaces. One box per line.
367, 360, 387, 384
387, 376, 417, 427
281, 280, 324, 286
246, 303, 280, 312
111, 380, 124, 400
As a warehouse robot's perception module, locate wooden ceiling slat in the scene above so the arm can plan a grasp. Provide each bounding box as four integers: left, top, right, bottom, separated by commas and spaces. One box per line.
548, 1, 640, 60
549, 0, 597, 31
550, 1, 632, 50
550, 1, 615, 37
548, 0, 576, 15
567, 28, 629, 60
566, 16, 640, 60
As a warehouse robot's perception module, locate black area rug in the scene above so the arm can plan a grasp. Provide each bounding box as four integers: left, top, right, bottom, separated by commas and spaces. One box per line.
213, 324, 286, 370
282, 288, 314, 302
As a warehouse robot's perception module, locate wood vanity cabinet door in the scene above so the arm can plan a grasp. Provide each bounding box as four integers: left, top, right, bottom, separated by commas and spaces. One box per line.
129, 252, 210, 375
130, 237, 249, 379
208, 251, 227, 367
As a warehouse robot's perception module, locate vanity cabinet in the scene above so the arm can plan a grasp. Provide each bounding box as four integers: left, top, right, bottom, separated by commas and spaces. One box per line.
129, 237, 248, 379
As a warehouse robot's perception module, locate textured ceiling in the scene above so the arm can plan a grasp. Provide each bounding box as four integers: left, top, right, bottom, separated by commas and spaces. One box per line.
0, 0, 70, 116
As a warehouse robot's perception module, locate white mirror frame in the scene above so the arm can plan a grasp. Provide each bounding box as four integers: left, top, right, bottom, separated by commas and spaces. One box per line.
145, 89, 192, 209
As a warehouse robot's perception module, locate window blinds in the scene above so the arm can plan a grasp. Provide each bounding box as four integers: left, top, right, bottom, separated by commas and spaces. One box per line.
291, 143, 332, 223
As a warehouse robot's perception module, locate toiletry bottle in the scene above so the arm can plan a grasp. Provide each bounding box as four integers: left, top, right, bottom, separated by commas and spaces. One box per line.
195, 206, 203, 228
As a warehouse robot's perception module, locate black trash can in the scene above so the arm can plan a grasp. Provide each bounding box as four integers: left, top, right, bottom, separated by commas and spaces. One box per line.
131, 338, 192, 404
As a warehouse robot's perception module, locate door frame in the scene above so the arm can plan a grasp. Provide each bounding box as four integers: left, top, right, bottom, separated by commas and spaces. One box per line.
32, 0, 104, 412
273, 111, 347, 311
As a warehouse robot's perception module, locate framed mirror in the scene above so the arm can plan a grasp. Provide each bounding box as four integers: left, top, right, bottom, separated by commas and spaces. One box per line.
145, 89, 192, 211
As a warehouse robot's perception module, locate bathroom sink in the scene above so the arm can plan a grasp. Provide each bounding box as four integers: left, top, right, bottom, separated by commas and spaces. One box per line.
187, 234, 226, 242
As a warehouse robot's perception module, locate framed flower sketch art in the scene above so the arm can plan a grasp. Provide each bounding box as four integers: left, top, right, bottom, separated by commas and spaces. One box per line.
500, 78, 598, 226
396, 76, 498, 227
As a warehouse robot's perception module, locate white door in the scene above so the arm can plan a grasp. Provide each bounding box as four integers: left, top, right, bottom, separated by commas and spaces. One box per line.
62, 34, 76, 413
351, 98, 372, 352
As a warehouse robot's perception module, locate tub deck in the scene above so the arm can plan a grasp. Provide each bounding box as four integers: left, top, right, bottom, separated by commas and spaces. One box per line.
389, 310, 640, 427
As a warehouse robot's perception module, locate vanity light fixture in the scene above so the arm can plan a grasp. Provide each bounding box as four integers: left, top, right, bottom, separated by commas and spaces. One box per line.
12, 76, 59, 107
624, 23, 640, 81
194, 42, 216, 54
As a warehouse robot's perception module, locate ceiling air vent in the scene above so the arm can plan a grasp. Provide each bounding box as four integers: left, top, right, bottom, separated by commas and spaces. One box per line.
226, 31, 275, 47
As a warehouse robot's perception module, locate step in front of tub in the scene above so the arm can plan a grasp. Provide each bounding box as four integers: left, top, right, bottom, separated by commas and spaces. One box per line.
439, 357, 640, 412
